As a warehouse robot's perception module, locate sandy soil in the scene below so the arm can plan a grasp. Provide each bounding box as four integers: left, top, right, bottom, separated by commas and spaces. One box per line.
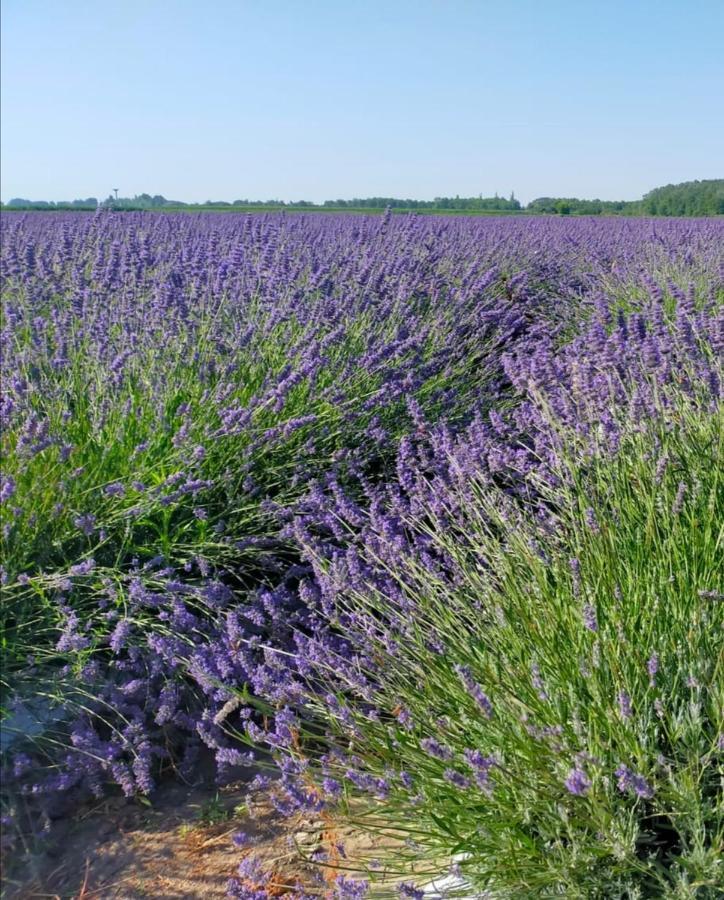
1, 772, 409, 900
2, 775, 325, 899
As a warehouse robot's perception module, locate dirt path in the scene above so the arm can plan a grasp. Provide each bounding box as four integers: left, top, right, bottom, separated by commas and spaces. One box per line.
2, 776, 322, 899
1, 772, 410, 900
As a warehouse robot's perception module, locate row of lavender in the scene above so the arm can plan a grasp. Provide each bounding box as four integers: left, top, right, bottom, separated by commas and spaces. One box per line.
1, 212, 723, 896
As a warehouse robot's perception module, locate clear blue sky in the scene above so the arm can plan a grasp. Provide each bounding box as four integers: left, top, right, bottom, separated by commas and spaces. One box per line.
2, 0, 722, 204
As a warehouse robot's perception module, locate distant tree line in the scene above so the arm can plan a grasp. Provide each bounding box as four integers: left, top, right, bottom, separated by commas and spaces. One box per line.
639, 180, 724, 216
4, 197, 100, 210
527, 181, 723, 216
321, 194, 521, 210
526, 197, 633, 216
2, 180, 722, 215
1, 193, 521, 212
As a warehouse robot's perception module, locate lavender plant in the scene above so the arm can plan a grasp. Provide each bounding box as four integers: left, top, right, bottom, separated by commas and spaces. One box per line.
246, 293, 723, 897
1, 211, 722, 898
1, 210, 578, 808
1, 210, 561, 674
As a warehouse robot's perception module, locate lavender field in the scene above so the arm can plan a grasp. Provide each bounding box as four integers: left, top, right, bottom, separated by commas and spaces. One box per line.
1, 211, 723, 897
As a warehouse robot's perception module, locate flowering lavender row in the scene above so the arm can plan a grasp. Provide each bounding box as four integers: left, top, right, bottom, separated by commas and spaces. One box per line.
2, 211, 567, 651
251, 284, 722, 894
1, 212, 723, 896
6, 210, 701, 671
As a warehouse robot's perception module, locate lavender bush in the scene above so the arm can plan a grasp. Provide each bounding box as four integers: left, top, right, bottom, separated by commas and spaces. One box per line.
1, 211, 722, 896
1, 211, 573, 670
254, 290, 723, 896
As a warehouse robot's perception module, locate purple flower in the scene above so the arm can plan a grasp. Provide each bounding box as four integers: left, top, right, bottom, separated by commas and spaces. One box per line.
74, 513, 96, 535
671, 481, 686, 515
564, 768, 591, 796
647, 653, 659, 685
322, 777, 343, 797
584, 507, 600, 533
582, 603, 598, 633
69, 558, 95, 576
463, 749, 496, 793
108, 618, 132, 653
333, 875, 369, 900
0, 475, 16, 503
454, 664, 493, 717
443, 768, 471, 789
397, 882, 424, 900
615, 764, 654, 799
420, 737, 453, 761
569, 558, 581, 596
399, 770, 414, 789
618, 691, 633, 719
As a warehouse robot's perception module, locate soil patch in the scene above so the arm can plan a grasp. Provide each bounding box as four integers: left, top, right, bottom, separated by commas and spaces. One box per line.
2, 775, 316, 899
1, 774, 407, 899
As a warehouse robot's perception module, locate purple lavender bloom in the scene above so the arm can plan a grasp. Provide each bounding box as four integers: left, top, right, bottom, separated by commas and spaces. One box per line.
236, 854, 269, 883
569, 557, 581, 597
463, 749, 496, 793
454, 664, 493, 717
12, 753, 33, 778
615, 764, 654, 799
397, 882, 425, 900
618, 691, 633, 719
0, 475, 16, 503
443, 768, 471, 789
69, 558, 95, 576
333, 875, 369, 900
216, 747, 255, 769
564, 768, 591, 796
647, 653, 659, 685
420, 737, 454, 761
74, 513, 96, 535
582, 603, 598, 633
672, 481, 687, 515
322, 777, 343, 797
584, 507, 600, 533
56, 610, 90, 652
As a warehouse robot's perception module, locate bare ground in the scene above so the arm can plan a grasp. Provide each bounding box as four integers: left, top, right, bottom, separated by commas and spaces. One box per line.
1, 774, 405, 900
3, 776, 321, 899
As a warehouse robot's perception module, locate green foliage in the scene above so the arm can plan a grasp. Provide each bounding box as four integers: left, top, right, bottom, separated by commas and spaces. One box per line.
528, 179, 724, 216
527, 196, 637, 215
641, 180, 724, 217
322, 194, 522, 211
